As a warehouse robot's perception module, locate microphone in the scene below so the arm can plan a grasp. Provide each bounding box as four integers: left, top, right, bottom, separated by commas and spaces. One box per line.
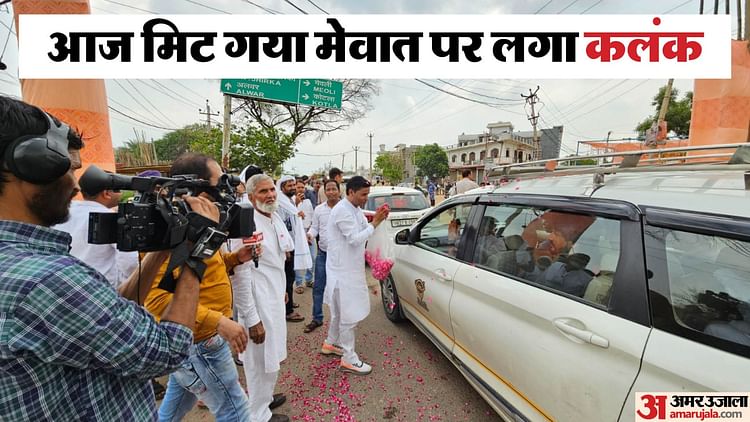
242, 231, 264, 268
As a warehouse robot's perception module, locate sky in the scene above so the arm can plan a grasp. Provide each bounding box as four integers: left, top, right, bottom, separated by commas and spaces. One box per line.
0, 0, 745, 175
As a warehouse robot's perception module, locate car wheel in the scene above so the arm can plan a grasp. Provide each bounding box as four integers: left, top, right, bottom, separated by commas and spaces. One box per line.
380, 275, 405, 323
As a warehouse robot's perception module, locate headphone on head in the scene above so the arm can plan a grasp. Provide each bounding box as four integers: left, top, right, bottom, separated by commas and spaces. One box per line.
3, 113, 72, 184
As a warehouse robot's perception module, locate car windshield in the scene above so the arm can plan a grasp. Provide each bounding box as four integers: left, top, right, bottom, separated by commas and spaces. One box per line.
366, 193, 430, 212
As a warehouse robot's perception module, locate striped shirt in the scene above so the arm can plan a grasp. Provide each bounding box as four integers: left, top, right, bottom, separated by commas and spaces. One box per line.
0, 221, 193, 421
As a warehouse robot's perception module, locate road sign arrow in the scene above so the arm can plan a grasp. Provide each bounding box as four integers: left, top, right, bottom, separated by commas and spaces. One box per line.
224, 83, 232, 90
303, 80, 311, 87
302, 93, 309, 100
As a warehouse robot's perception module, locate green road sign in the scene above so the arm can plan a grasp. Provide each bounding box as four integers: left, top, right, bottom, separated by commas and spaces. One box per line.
220, 79, 342, 110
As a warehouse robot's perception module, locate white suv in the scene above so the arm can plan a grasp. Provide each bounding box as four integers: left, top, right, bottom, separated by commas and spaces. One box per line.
362, 186, 431, 258
381, 144, 750, 421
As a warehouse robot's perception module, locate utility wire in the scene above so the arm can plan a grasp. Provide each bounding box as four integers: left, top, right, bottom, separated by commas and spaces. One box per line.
282, 0, 308, 14
149, 79, 203, 108
108, 96, 173, 128
183, 0, 232, 14
125, 80, 180, 127
566, 80, 651, 123
415, 79, 525, 113
305, 0, 329, 14
108, 106, 179, 130
0, 17, 13, 64
534, 0, 554, 14
240, 0, 281, 14
437, 79, 525, 103
113, 80, 174, 128
557, 0, 580, 13
100, 0, 157, 13
581, 0, 604, 14
663, 0, 695, 13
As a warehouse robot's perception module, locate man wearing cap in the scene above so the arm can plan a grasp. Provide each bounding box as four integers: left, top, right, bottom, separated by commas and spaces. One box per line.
54, 170, 138, 288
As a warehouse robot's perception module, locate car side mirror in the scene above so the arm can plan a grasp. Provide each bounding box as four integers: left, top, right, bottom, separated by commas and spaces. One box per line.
395, 228, 410, 245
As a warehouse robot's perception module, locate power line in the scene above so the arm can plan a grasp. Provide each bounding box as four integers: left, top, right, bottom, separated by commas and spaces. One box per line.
0, 17, 13, 65
437, 79, 525, 103
183, 0, 232, 14
113, 80, 174, 128
148, 79, 202, 108
305, 0, 329, 14
557, 0, 580, 13
415, 79, 525, 113
108, 96, 172, 128
282, 0, 308, 14
566, 79, 651, 122
581, 0, 604, 14
663, 0, 695, 13
170, 79, 206, 101
99, 0, 157, 13
559, 79, 630, 117
125, 80, 180, 127
239, 0, 281, 14
534, 0, 555, 13
108, 105, 179, 130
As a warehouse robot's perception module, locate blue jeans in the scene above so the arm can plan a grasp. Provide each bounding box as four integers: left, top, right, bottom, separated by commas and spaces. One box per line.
295, 240, 316, 287
312, 250, 327, 322
158, 335, 250, 422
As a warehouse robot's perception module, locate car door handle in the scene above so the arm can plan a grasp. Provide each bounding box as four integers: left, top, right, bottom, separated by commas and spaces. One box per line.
553, 319, 610, 349
433, 268, 451, 281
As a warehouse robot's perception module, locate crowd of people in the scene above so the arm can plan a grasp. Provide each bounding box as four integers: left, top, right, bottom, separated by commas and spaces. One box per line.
0, 96, 388, 422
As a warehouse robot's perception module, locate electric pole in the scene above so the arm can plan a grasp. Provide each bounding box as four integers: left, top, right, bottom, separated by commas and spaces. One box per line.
353, 146, 359, 175
221, 95, 232, 169
198, 99, 220, 131
367, 132, 374, 180
341, 152, 345, 170
521, 86, 541, 160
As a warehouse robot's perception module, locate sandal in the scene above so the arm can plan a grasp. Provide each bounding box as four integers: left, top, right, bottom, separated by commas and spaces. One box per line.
294, 286, 305, 294
286, 312, 305, 322
303, 320, 323, 333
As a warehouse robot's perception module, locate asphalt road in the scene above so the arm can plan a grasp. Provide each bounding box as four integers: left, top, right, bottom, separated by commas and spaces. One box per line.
167, 270, 501, 422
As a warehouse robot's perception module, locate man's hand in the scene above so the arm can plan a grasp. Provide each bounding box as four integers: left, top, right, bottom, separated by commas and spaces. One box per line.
249, 321, 266, 344
306, 233, 313, 245
217, 316, 249, 355
184, 196, 220, 223
235, 244, 263, 264
372, 207, 389, 227
297, 210, 305, 219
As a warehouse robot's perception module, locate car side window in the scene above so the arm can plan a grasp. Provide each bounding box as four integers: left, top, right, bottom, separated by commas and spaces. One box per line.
416, 204, 473, 258
645, 226, 750, 355
472, 204, 621, 307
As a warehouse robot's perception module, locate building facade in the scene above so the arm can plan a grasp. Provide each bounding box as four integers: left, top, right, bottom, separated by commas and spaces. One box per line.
376, 143, 420, 184
446, 122, 538, 183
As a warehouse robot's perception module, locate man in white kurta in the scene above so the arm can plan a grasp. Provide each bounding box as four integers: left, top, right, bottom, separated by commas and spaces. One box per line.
323, 176, 388, 375
53, 175, 137, 288
233, 174, 293, 422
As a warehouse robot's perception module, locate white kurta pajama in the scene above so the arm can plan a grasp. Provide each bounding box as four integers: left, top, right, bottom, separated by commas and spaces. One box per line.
232, 211, 293, 422
324, 198, 375, 365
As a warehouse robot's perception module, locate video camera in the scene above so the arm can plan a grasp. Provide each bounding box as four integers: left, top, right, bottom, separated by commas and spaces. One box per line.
84, 165, 255, 253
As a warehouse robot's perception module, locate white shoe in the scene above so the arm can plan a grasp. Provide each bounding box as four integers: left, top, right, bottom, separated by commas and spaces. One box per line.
339, 360, 372, 375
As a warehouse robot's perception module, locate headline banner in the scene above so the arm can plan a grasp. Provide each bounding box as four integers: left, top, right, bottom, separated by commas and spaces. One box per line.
18, 14, 731, 79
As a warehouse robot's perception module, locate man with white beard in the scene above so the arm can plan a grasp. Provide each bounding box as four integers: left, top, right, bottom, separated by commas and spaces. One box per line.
322, 176, 388, 375
233, 174, 293, 422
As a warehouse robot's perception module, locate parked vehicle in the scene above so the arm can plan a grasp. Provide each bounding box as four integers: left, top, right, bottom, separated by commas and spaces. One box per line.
381, 144, 750, 421
363, 186, 431, 259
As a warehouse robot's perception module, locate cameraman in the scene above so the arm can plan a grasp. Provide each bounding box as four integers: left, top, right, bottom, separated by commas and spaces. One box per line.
54, 169, 138, 289
144, 153, 258, 422
0, 96, 209, 420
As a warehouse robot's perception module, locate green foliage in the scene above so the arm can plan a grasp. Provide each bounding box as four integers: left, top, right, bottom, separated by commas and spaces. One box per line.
635, 87, 693, 137
151, 123, 294, 176
153, 124, 215, 162
374, 153, 404, 184
414, 143, 449, 179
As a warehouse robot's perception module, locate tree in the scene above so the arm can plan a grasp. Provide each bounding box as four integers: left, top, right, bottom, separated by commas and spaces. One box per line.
151, 124, 295, 175
414, 143, 449, 180
153, 124, 214, 162
237, 80, 379, 142
374, 153, 404, 185
636, 86, 693, 137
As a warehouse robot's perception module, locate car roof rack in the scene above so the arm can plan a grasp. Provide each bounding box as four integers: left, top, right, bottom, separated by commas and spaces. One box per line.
488, 142, 750, 190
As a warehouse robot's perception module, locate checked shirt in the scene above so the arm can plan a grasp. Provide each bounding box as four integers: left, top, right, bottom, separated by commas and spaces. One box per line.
0, 221, 193, 421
